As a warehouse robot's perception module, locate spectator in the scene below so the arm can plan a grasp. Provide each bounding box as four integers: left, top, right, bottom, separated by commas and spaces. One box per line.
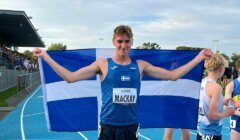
233, 67, 239, 79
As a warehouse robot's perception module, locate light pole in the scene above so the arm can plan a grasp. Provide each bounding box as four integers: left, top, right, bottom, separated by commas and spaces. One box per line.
213, 39, 219, 53
99, 37, 104, 48
99, 37, 104, 41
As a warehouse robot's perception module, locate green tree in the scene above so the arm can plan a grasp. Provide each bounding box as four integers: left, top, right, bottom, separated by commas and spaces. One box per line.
47, 43, 67, 51
220, 53, 230, 64
230, 52, 240, 67
23, 50, 33, 59
176, 46, 205, 50
137, 42, 161, 49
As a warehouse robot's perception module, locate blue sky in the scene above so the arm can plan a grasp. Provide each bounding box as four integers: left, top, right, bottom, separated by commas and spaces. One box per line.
0, 0, 240, 56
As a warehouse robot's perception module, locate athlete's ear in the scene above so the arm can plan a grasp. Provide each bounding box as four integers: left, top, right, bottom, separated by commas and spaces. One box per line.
237, 66, 240, 72
112, 38, 117, 47
131, 39, 134, 46
112, 39, 115, 46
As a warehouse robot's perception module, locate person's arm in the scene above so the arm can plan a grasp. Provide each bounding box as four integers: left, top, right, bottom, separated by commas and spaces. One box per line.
223, 82, 234, 109
225, 82, 240, 117
34, 48, 100, 83
141, 49, 212, 80
208, 84, 234, 119
225, 82, 234, 100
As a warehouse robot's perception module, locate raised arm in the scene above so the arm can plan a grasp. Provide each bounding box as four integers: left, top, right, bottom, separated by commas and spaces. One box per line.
141, 49, 212, 80
34, 48, 100, 83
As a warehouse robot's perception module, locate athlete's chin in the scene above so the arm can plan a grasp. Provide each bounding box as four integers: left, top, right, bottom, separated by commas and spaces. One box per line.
118, 51, 129, 56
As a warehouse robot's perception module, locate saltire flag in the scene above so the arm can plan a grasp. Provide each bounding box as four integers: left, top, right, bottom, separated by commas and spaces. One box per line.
38, 48, 204, 131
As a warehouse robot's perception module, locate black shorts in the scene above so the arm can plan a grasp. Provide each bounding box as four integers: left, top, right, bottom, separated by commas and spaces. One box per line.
98, 122, 139, 140
197, 133, 221, 140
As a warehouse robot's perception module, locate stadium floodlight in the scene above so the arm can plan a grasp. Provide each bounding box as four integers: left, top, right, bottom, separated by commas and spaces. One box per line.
213, 39, 219, 53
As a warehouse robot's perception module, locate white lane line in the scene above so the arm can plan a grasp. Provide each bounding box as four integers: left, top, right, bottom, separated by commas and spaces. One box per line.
139, 132, 151, 140
77, 132, 88, 140
21, 86, 41, 140
23, 112, 44, 118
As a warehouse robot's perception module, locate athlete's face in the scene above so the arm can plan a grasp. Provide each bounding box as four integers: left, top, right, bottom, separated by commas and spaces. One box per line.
113, 34, 133, 56
237, 66, 240, 73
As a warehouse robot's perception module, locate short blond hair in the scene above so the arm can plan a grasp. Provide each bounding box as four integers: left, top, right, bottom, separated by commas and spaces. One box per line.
113, 25, 133, 40
204, 53, 227, 72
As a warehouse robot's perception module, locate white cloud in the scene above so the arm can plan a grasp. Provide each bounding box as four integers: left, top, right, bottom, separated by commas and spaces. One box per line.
0, 0, 239, 56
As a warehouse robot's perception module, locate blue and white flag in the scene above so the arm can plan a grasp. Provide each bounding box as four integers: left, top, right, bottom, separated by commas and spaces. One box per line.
39, 48, 204, 131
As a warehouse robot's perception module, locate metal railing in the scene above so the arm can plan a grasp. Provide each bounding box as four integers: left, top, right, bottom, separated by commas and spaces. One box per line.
17, 72, 40, 92
0, 67, 40, 92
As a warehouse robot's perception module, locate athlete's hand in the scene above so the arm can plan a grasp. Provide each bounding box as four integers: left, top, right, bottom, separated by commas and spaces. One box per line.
225, 107, 235, 117
196, 49, 213, 61
223, 98, 233, 106
33, 48, 48, 60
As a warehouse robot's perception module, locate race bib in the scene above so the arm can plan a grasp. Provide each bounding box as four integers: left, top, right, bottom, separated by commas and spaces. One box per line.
230, 120, 236, 129
113, 88, 137, 104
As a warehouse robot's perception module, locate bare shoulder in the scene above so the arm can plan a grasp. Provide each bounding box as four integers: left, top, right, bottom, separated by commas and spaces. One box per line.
210, 83, 222, 91
95, 58, 107, 66
226, 81, 234, 89
96, 58, 107, 63
206, 82, 223, 96
136, 59, 150, 66
95, 58, 107, 69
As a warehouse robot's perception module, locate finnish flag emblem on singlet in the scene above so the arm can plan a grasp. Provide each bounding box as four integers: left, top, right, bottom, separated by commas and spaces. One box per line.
113, 88, 137, 104
121, 75, 130, 82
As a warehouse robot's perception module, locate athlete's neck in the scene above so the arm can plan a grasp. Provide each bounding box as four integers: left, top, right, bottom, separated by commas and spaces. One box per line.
206, 72, 219, 81
112, 55, 131, 65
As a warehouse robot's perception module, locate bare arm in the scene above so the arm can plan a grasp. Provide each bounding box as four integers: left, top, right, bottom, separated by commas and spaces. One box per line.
225, 82, 234, 100
141, 49, 212, 80
225, 82, 240, 117
34, 48, 100, 83
208, 84, 234, 119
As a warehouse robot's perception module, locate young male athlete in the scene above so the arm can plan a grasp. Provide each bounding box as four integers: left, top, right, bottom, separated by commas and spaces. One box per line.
225, 59, 240, 140
197, 54, 235, 140
34, 25, 213, 140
